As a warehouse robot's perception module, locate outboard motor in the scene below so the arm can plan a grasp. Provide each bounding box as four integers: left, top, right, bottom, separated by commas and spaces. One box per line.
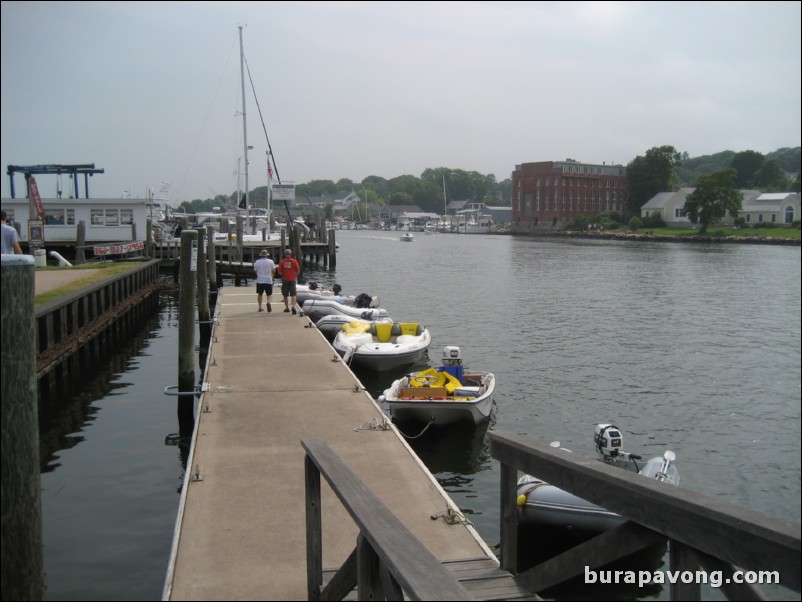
354, 293, 373, 309
332, 283, 342, 296
594, 424, 624, 460
439, 346, 465, 380
308, 281, 318, 291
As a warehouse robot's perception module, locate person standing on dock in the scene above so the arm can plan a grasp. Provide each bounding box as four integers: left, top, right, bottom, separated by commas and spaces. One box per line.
277, 248, 301, 314
1, 211, 23, 254
253, 249, 276, 312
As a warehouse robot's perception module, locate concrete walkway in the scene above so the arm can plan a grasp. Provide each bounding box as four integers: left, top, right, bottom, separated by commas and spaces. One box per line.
163, 286, 495, 600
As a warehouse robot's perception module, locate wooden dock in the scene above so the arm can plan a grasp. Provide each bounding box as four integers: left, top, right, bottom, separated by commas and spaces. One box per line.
162, 286, 534, 600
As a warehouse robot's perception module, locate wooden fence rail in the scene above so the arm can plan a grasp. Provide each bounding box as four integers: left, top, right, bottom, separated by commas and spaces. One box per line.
489, 431, 801, 600
302, 438, 474, 601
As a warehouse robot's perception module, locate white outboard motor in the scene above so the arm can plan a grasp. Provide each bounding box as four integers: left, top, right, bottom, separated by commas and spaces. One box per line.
594, 423, 624, 460
441, 346, 464, 380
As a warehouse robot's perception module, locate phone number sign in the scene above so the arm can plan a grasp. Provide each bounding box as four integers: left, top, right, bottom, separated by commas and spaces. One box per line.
93, 240, 145, 256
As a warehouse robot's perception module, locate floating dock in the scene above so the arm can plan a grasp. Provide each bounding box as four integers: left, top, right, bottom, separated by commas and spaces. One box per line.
162, 286, 531, 600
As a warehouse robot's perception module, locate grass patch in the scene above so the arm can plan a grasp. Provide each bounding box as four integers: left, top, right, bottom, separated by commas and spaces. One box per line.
35, 261, 147, 306
645, 226, 800, 240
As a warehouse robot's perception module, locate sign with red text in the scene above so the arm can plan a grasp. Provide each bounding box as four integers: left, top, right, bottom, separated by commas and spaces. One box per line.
93, 240, 145, 256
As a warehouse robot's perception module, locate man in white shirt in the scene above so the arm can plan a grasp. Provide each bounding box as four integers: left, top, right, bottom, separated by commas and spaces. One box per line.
253, 249, 276, 312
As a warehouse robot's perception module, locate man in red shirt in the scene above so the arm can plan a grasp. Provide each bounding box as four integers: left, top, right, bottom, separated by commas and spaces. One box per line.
276, 248, 302, 314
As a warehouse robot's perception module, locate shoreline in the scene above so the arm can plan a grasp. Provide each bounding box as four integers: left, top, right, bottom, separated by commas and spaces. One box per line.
496, 228, 801, 246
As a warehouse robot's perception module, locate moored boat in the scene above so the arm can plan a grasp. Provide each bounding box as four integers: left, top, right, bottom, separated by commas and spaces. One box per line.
378, 346, 495, 426
516, 424, 679, 533
302, 296, 387, 322
333, 321, 431, 371
314, 314, 394, 341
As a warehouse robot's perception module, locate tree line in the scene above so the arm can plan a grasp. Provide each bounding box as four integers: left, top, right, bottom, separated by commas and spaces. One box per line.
178, 147, 800, 232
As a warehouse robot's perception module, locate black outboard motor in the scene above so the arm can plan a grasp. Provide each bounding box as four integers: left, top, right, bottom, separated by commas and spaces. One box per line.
354, 293, 372, 308
308, 281, 318, 290
332, 284, 342, 295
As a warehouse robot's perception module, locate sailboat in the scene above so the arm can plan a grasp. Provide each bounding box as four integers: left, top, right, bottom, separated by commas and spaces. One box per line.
233, 26, 283, 242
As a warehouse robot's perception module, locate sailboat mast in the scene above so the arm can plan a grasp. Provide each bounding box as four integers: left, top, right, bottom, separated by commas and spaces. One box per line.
442, 173, 447, 216
239, 25, 249, 214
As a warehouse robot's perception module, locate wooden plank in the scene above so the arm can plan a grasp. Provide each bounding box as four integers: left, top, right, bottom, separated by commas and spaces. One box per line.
489, 431, 801, 592
517, 521, 664, 593
303, 439, 473, 601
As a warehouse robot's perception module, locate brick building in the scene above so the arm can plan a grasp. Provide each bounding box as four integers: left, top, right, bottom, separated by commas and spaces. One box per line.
511, 160, 628, 227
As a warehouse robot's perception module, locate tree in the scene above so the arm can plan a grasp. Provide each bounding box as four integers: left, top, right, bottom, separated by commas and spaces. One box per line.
752, 159, 789, 191
683, 168, 743, 234
729, 150, 764, 188
626, 145, 682, 214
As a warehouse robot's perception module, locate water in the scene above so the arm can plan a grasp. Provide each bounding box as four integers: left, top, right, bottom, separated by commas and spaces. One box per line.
39, 232, 801, 600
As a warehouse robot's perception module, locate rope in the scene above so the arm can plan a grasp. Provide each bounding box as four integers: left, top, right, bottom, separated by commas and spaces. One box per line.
353, 417, 392, 432
395, 419, 434, 439
430, 507, 472, 526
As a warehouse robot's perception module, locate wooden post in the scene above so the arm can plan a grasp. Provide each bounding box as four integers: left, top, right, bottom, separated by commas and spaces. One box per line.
178, 230, 198, 446
206, 225, 217, 292
357, 533, 384, 600
145, 218, 154, 258
305, 455, 323, 601
499, 461, 518, 573
1, 255, 44, 601
131, 221, 137, 242
236, 215, 244, 263
76, 220, 86, 264
328, 229, 336, 268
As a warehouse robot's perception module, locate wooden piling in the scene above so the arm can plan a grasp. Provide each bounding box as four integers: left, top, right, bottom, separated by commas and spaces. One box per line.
1, 255, 44, 601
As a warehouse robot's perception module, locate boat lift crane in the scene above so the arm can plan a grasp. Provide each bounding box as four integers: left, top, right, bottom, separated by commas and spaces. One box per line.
6, 163, 105, 199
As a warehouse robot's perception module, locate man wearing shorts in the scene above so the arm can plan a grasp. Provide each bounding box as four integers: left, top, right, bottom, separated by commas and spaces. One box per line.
253, 249, 276, 312
277, 248, 301, 314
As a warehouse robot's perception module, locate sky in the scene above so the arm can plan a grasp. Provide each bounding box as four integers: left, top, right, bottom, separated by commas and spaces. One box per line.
1, 1, 800, 203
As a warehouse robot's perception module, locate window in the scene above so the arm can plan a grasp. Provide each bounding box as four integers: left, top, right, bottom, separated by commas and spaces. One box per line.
91, 209, 104, 225
66, 209, 75, 225
121, 209, 133, 225
45, 209, 65, 225
105, 209, 119, 226
771, 214, 776, 223
758, 214, 764, 223
746, 214, 752, 223
786, 205, 795, 224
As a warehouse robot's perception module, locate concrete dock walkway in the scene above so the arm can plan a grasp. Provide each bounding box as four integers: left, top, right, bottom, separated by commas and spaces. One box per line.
163, 286, 496, 600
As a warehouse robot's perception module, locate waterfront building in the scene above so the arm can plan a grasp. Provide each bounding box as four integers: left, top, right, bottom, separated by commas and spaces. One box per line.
511, 159, 628, 228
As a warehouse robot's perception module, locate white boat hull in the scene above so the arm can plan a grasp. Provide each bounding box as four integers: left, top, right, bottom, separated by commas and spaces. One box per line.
302, 299, 389, 322
333, 324, 431, 372
315, 315, 393, 341
380, 370, 495, 426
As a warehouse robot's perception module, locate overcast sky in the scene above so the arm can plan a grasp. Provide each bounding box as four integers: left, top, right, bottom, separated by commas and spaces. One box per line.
2, 1, 800, 203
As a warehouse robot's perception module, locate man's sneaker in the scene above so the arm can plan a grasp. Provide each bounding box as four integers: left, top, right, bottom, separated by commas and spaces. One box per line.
291, 308, 297, 315
284, 308, 290, 313
267, 304, 272, 313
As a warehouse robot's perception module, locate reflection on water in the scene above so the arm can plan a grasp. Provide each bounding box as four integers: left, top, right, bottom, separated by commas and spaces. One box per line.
40, 233, 800, 601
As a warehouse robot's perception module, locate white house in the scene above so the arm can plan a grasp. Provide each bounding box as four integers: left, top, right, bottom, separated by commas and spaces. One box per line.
741, 193, 800, 226
640, 189, 799, 226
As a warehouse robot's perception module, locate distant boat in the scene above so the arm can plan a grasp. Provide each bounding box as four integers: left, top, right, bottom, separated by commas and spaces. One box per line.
400, 232, 415, 242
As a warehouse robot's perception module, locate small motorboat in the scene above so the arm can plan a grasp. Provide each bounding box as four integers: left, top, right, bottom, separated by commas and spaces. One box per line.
333, 321, 431, 372
378, 346, 495, 426
516, 424, 679, 533
296, 282, 347, 306
314, 314, 394, 341
301, 295, 386, 322
400, 232, 415, 242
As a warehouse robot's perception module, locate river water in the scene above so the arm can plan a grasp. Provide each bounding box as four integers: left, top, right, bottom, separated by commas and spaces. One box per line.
39, 231, 801, 600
